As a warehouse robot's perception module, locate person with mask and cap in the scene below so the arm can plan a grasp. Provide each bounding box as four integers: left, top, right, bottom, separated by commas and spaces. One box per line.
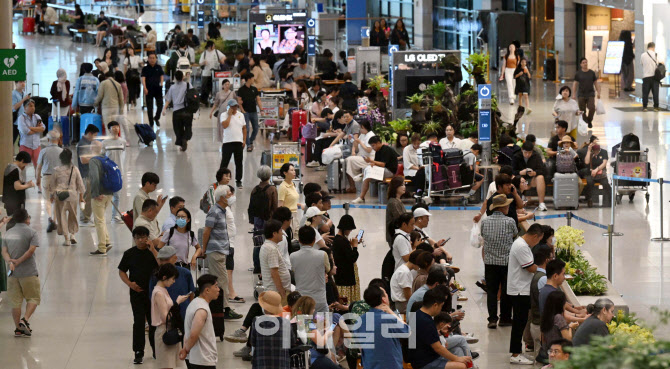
576, 136, 611, 207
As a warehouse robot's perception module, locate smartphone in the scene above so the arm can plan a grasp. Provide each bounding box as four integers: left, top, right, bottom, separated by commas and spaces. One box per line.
438, 237, 451, 246
357, 229, 364, 242
532, 206, 539, 213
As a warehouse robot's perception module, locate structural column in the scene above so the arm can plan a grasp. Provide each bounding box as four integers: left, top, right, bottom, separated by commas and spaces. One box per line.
0, 0, 13, 197
555, 0, 577, 80
634, 0, 645, 80
414, 0, 433, 50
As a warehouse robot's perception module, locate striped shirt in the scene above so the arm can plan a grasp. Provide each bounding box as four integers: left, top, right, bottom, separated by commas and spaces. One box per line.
480, 211, 517, 266
204, 203, 230, 255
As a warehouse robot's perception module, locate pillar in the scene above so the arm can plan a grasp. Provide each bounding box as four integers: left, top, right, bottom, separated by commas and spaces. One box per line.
413, 0, 433, 50
346, 0, 366, 46
634, 0, 645, 80
0, 0, 13, 197
554, 0, 577, 79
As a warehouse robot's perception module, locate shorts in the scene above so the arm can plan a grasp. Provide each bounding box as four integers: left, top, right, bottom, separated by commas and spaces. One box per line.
226, 247, 235, 270
7, 275, 41, 308
474, 172, 484, 182
41, 175, 54, 199
421, 356, 450, 369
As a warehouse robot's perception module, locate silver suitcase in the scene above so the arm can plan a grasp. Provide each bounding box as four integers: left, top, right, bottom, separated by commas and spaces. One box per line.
327, 158, 346, 193
553, 173, 579, 210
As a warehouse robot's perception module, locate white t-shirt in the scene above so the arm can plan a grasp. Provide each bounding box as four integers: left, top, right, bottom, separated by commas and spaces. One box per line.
457, 139, 475, 151
124, 55, 142, 70
507, 237, 535, 296
220, 110, 246, 144
439, 136, 462, 150
486, 182, 497, 200
278, 230, 292, 269
390, 264, 414, 302
392, 230, 411, 271
356, 131, 376, 158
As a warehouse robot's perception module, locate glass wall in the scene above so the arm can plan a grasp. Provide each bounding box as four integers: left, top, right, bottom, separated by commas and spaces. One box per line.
434, 0, 477, 54
378, 0, 415, 44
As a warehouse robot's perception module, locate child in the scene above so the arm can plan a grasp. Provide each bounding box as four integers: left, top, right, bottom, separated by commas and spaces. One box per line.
102, 121, 127, 223
555, 136, 578, 174
514, 58, 532, 114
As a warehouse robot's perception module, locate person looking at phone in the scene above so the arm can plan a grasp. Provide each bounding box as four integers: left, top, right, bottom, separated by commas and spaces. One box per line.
435, 312, 478, 363
133, 199, 163, 249
513, 141, 548, 211
17, 99, 46, 177
331, 215, 362, 304
413, 207, 453, 263
133, 172, 167, 223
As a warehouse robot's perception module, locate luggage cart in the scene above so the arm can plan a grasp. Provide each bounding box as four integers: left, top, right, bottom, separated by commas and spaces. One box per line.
271, 142, 303, 191
613, 147, 651, 204
420, 154, 472, 205
259, 96, 283, 143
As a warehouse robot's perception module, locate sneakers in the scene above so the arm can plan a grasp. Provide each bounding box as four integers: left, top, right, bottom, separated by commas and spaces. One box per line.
63, 239, 71, 246
237, 181, 244, 189
654, 107, 660, 112
464, 333, 479, 344
487, 322, 497, 329
46, 218, 56, 233
498, 319, 513, 327
351, 197, 365, 204
643, 108, 648, 112
510, 355, 534, 365
537, 203, 548, 211
223, 309, 243, 320
106, 245, 113, 252
133, 351, 143, 364
233, 345, 252, 357
224, 328, 248, 343
306, 161, 320, 168
315, 165, 327, 171
475, 280, 487, 292
457, 293, 468, 301
89, 250, 107, 256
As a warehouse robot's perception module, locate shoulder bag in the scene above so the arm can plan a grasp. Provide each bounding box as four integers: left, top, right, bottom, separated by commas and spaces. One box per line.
56, 167, 74, 201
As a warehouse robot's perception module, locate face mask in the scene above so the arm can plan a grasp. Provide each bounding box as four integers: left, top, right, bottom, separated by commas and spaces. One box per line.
176, 218, 187, 228
227, 195, 237, 206
550, 236, 556, 245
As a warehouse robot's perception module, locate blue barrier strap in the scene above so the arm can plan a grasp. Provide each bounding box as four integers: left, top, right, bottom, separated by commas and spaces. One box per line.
612, 175, 659, 184
330, 204, 481, 211
570, 214, 609, 230
534, 214, 567, 220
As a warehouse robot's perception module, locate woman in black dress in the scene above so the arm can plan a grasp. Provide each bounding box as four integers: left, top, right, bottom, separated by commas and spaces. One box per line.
514, 58, 531, 114
331, 215, 361, 304
339, 72, 359, 112
390, 19, 410, 50
370, 20, 387, 47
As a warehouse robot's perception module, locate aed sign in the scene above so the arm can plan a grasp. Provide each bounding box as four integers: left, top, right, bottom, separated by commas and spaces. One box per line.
403, 53, 446, 63
0, 49, 26, 81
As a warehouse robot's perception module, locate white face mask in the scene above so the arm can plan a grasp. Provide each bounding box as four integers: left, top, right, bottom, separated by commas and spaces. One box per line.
227, 195, 237, 206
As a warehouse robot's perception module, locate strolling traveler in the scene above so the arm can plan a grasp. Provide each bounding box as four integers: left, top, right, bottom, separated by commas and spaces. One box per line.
219, 99, 247, 188
88, 141, 114, 256
77, 124, 100, 225
101, 121, 126, 222
18, 99, 46, 174
151, 263, 189, 369
141, 53, 165, 128
72, 63, 99, 115
36, 130, 62, 233
571, 58, 601, 128
179, 274, 221, 367
237, 73, 263, 152
47, 149, 85, 246
162, 70, 194, 151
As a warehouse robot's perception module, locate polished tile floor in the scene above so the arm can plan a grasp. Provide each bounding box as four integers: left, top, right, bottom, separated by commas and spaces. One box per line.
2, 22, 670, 369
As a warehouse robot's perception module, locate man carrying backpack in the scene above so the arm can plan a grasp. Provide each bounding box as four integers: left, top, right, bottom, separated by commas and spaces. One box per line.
162, 70, 193, 151
89, 141, 120, 256
641, 42, 661, 112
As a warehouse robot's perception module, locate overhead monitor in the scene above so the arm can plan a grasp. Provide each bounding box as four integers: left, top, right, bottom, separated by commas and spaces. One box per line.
603, 41, 625, 74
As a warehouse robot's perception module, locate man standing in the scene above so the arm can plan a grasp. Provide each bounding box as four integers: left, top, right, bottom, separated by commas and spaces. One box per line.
527, 244, 553, 358
202, 185, 242, 319
141, 52, 165, 128
132, 172, 166, 223
290, 226, 331, 313
35, 131, 62, 232
219, 99, 247, 189
199, 40, 225, 105
1, 209, 40, 337
162, 70, 194, 151
237, 73, 262, 153
355, 284, 410, 369
3, 152, 35, 227
179, 274, 221, 368
18, 99, 46, 176
118, 226, 159, 364
77, 124, 100, 226
89, 141, 115, 256
480, 194, 517, 329
507, 223, 543, 365
12, 80, 31, 147
162, 196, 185, 233
571, 57, 600, 128
474, 173, 524, 225
133, 199, 163, 248
259, 219, 291, 303
101, 121, 126, 223
641, 42, 661, 112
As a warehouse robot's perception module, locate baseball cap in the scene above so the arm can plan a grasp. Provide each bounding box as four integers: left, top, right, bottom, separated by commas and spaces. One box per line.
227, 99, 239, 107
157, 246, 177, 259
413, 208, 432, 218
305, 206, 326, 219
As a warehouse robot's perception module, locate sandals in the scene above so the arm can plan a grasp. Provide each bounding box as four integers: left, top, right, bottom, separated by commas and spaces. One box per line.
229, 296, 246, 303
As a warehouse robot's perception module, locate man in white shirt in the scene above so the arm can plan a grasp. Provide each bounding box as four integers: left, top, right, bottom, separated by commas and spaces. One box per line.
506, 223, 543, 365
457, 132, 478, 151
438, 124, 461, 150
640, 42, 660, 111
390, 250, 422, 313
344, 120, 376, 192
199, 40, 226, 105
392, 213, 415, 271
271, 206, 294, 269
219, 99, 247, 186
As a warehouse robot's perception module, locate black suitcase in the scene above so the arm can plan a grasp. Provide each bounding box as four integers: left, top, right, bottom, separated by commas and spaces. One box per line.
31, 83, 51, 127
71, 114, 80, 144
261, 150, 271, 167
544, 58, 557, 81
443, 148, 463, 166
156, 41, 168, 55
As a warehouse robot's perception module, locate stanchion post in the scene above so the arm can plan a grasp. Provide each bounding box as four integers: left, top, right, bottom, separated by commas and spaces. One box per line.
603, 175, 623, 237
608, 224, 613, 281
566, 211, 572, 227
651, 177, 670, 242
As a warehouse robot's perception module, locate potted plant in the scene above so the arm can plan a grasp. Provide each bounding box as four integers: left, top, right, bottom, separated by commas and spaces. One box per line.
426, 82, 447, 100
389, 119, 411, 134
463, 52, 489, 85
421, 120, 443, 136
407, 93, 425, 111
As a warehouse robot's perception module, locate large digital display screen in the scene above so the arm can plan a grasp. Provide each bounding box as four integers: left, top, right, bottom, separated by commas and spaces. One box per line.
253, 24, 305, 55
603, 41, 625, 75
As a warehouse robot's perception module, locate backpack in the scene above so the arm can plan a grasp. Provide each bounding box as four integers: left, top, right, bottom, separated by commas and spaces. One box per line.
165, 226, 195, 247
248, 184, 272, 223
162, 303, 184, 346
301, 122, 317, 139
200, 182, 218, 213
648, 52, 667, 81
176, 50, 191, 74
556, 150, 576, 173
185, 83, 200, 114
95, 156, 123, 193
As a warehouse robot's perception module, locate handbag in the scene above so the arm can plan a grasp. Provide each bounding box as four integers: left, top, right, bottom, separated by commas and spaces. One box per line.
162, 304, 184, 346
55, 167, 73, 201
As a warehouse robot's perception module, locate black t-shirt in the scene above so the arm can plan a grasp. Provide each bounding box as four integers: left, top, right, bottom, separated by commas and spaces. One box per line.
237, 57, 250, 75
2, 166, 25, 211
548, 134, 575, 152
374, 145, 399, 174
486, 191, 519, 225
97, 16, 110, 31
74, 8, 85, 26
238, 85, 259, 113
409, 309, 440, 369
141, 63, 164, 93
118, 246, 158, 294
577, 148, 608, 175
574, 70, 597, 98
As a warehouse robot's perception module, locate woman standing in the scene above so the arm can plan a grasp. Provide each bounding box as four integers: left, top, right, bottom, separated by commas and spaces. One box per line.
123, 47, 143, 107
499, 43, 519, 105
158, 208, 201, 269
278, 163, 301, 232
552, 86, 581, 131
385, 176, 406, 246
209, 79, 237, 141
380, 19, 391, 47
102, 48, 118, 73
337, 51, 348, 79
514, 58, 532, 113
539, 291, 578, 358
620, 30, 635, 91
47, 149, 85, 246
319, 50, 338, 81
331, 215, 361, 303
50, 68, 71, 118
390, 19, 410, 50
572, 298, 614, 347
370, 21, 386, 47
114, 71, 129, 111
151, 263, 189, 369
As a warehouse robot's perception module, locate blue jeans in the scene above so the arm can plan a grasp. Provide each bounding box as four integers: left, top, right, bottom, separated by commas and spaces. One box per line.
111, 191, 120, 219
422, 356, 450, 369
446, 335, 471, 357
245, 112, 259, 146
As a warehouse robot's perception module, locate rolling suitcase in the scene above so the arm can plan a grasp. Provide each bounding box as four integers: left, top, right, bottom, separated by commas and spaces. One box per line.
71, 114, 81, 144
446, 164, 462, 188
260, 150, 271, 167
304, 138, 315, 163
80, 113, 103, 139
553, 172, 579, 210
23, 17, 35, 34
443, 148, 463, 166
31, 84, 51, 125
327, 158, 346, 193
134, 123, 156, 146
291, 109, 306, 142
48, 102, 72, 145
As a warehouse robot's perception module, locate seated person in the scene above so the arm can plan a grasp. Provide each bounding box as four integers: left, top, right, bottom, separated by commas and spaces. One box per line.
404, 133, 426, 191
344, 121, 376, 192
413, 207, 453, 263
525, 134, 546, 163
390, 250, 423, 313
576, 136, 611, 207
462, 144, 484, 198
497, 133, 521, 168
95, 11, 111, 47
546, 120, 575, 171
555, 136, 579, 174
352, 136, 398, 204
436, 312, 477, 361
327, 110, 360, 157
307, 109, 338, 169
513, 141, 548, 211
541, 339, 572, 369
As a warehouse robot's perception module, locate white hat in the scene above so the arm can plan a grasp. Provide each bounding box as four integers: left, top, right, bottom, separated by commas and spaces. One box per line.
413, 208, 432, 218
305, 206, 326, 219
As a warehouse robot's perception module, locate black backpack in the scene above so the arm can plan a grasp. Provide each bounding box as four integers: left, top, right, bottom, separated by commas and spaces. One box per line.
162, 303, 184, 345
185, 83, 200, 114
247, 184, 272, 224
